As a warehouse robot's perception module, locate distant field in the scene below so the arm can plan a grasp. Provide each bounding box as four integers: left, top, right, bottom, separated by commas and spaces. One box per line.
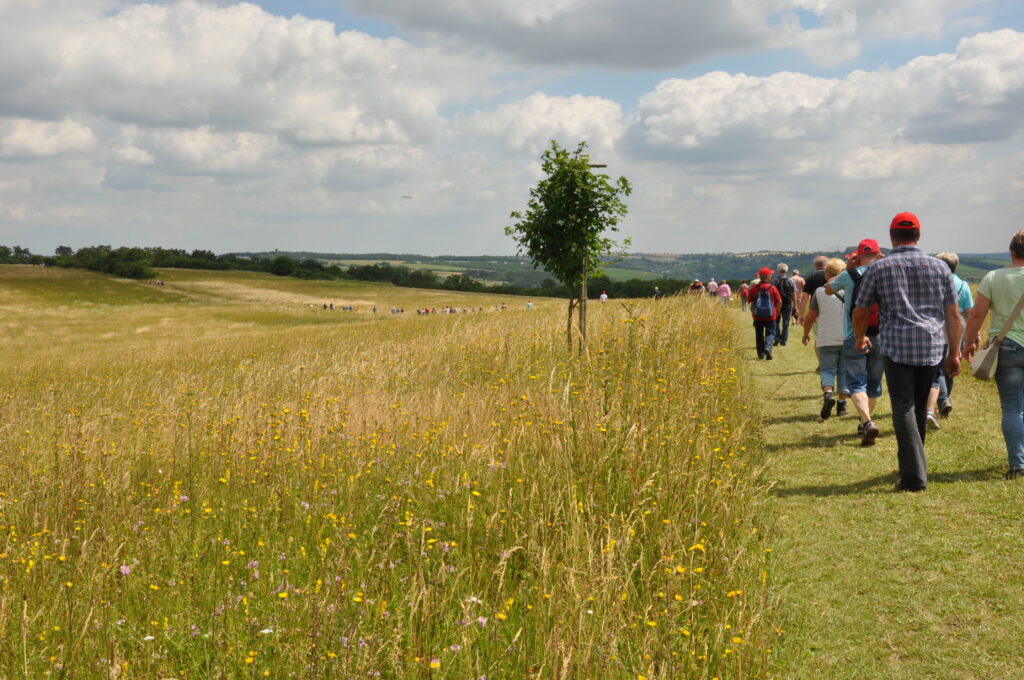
326, 259, 663, 283
599, 266, 663, 281
0, 266, 773, 678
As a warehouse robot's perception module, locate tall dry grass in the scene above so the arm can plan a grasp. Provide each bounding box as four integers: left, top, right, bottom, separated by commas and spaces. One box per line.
0, 281, 775, 679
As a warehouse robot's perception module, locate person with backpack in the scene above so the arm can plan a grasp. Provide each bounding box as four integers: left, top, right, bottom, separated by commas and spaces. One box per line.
747, 267, 783, 360
826, 239, 885, 446
772, 264, 797, 346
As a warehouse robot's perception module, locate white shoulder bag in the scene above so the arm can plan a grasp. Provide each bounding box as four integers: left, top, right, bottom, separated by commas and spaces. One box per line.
971, 293, 1024, 380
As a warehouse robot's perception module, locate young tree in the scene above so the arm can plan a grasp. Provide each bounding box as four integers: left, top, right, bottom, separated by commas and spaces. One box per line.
505, 140, 631, 349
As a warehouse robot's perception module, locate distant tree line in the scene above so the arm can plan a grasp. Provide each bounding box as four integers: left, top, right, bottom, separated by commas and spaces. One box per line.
0, 243, 744, 299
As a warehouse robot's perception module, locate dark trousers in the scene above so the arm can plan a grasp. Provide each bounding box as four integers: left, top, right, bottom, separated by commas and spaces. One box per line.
775, 303, 793, 345
884, 358, 941, 489
754, 319, 776, 359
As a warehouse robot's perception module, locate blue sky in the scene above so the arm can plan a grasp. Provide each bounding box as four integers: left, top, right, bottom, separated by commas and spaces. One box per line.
1, 0, 1022, 255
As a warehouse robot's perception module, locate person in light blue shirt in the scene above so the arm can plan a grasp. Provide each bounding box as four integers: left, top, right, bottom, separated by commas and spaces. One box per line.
925, 252, 975, 426
826, 240, 885, 446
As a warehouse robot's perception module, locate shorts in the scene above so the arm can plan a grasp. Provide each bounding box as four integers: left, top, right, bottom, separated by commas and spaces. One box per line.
842, 337, 884, 398
818, 345, 846, 393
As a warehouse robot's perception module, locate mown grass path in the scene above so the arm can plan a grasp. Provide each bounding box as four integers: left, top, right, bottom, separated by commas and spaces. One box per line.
734, 310, 1024, 679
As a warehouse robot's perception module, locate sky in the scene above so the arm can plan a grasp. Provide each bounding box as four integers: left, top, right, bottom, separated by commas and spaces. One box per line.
0, 0, 1021, 256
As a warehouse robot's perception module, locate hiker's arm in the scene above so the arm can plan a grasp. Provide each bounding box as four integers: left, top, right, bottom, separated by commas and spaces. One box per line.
945, 302, 962, 377
963, 294, 991, 361
852, 306, 871, 352
801, 309, 818, 345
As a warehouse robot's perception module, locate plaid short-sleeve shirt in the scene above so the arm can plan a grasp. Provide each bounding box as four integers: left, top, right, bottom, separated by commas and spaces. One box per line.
855, 246, 956, 366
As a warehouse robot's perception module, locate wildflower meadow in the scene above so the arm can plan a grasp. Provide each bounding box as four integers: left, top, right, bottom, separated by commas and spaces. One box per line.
0, 266, 776, 678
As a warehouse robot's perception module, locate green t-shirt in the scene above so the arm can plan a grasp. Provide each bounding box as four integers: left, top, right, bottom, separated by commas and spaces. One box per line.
978, 266, 1024, 347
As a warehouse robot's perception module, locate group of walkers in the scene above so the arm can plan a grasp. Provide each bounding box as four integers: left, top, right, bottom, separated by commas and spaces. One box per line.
747, 212, 1024, 490
688, 278, 734, 305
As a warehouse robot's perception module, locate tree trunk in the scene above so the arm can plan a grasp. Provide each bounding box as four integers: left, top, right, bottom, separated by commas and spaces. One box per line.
566, 298, 575, 350
578, 262, 588, 352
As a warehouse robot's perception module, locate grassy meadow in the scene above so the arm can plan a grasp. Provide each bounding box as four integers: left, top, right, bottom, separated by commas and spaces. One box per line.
746, 301, 1022, 679
0, 266, 775, 679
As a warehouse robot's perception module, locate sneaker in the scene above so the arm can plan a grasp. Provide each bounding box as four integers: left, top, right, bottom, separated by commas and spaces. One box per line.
836, 400, 848, 417
820, 391, 836, 420
765, 353, 773, 361
1004, 469, 1024, 480
895, 480, 926, 492
926, 410, 940, 431
938, 398, 953, 417
860, 420, 879, 447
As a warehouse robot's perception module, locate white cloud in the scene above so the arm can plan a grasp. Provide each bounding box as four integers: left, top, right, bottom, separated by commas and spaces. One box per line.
627, 29, 1024, 178
348, 0, 985, 68
0, 2, 1019, 257
0, 118, 97, 158
0, 0, 494, 145
147, 127, 280, 174
461, 93, 624, 155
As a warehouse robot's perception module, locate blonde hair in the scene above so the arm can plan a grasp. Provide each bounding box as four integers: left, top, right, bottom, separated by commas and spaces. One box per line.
824, 258, 846, 278
935, 252, 959, 273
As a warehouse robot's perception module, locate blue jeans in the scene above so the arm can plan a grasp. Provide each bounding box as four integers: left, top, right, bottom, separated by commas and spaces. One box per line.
995, 338, 1024, 471
753, 319, 775, 358
819, 345, 846, 393
775, 303, 793, 345
842, 337, 884, 398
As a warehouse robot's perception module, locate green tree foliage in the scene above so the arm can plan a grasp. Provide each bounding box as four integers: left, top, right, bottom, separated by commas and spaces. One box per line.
505, 140, 631, 346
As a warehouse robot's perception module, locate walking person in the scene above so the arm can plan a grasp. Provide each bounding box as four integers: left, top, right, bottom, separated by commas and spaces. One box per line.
803, 256, 829, 370
854, 212, 962, 492
925, 252, 974, 427
717, 280, 731, 306
826, 240, 886, 445
739, 281, 749, 311
772, 264, 796, 346
802, 257, 849, 419
790, 269, 806, 324
748, 267, 782, 360
964, 230, 1024, 479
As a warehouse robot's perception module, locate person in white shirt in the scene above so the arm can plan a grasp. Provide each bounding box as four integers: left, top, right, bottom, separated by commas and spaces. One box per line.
802, 258, 849, 420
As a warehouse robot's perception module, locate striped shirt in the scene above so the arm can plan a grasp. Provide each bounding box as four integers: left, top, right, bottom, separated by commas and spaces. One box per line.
855, 246, 956, 366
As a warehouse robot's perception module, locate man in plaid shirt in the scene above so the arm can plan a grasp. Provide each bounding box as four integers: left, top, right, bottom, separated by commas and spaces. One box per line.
853, 212, 962, 492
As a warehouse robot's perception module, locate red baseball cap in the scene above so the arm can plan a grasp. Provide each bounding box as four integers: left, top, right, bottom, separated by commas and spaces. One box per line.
858, 238, 880, 255
758, 267, 772, 278
890, 212, 920, 230
845, 251, 858, 260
